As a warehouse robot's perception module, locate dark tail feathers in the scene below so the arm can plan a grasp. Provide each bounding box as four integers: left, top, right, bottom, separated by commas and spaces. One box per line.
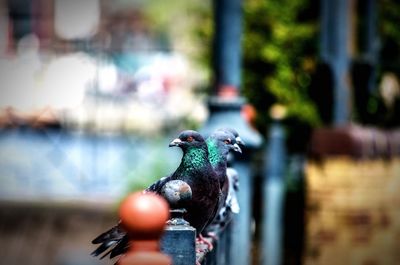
91, 223, 127, 259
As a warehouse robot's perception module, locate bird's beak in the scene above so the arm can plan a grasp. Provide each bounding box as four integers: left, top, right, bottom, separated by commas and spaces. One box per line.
169, 138, 182, 147
236, 136, 245, 146
233, 143, 242, 153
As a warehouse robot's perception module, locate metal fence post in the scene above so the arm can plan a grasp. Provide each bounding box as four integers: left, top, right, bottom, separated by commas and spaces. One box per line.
159, 181, 197, 265
118, 192, 171, 265
261, 120, 286, 265
201, 0, 263, 264
229, 156, 256, 265
320, 0, 353, 125
160, 213, 196, 265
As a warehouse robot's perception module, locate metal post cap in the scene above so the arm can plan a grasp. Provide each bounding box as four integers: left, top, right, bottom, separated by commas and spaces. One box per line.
119, 192, 170, 239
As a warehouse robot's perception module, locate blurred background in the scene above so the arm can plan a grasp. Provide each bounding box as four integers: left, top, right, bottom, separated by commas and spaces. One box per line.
0, 0, 399, 265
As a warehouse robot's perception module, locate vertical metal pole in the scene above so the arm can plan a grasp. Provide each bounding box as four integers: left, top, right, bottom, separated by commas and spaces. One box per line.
203, 0, 263, 145
202, 1, 262, 264
365, 0, 378, 59
213, 0, 242, 91
7, 0, 33, 42
230, 158, 253, 265
160, 224, 196, 265
320, 0, 353, 125
261, 122, 286, 265
365, 0, 379, 93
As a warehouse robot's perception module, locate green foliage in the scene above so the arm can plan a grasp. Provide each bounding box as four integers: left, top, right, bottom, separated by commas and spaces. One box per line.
242, 0, 320, 132
190, 0, 321, 136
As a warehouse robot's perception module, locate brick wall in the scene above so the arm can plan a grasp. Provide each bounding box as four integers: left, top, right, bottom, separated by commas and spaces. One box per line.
304, 158, 400, 265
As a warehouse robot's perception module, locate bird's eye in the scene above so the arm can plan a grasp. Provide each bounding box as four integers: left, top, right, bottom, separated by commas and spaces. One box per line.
224, 138, 231, 144
187, 136, 194, 142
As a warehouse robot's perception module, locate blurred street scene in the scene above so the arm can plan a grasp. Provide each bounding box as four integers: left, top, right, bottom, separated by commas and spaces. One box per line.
0, 0, 400, 265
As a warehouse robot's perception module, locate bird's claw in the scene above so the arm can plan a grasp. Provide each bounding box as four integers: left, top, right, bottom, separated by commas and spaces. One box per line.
196, 234, 214, 251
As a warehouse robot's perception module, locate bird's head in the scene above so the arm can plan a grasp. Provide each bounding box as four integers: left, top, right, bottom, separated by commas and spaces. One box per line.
169, 130, 205, 150
217, 127, 245, 147
211, 130, 242, 154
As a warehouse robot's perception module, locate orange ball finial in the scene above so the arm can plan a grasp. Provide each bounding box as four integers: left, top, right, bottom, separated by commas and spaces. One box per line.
119, 192, 170, 240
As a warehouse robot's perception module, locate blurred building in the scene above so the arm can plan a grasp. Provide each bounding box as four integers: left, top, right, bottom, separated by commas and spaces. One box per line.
0, 1, 207, 264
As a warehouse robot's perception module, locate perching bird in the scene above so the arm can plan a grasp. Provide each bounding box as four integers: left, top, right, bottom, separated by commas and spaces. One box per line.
204, 167, 240, 235
162, 130, 221, 234
206, 130, 242, 188
91, 129, 244, 259
217, 127, 243, 211
91, 222, 127, 259
148, 130, 242, 249
91, 130, 221, 260
148, 129, 243, 249
202, 129, 243, 236
217, 127, 244, 147
144, 128, 242, 194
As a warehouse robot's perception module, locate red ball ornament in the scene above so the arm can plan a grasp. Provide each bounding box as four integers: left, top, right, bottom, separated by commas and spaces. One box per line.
119, 192, 170, 240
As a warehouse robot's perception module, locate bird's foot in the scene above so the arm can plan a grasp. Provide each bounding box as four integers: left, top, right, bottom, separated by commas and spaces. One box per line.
196, 234, 213, 251
195, 243, 209, 254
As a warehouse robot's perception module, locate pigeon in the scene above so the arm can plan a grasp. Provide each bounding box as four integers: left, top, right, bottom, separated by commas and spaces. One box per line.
91, 130, 221, 260
206, 130, 242, 188
145, 128, 243, 194
91, 129, 244, 259
91, 221, 128, 259
148, 129, 242, 250
164, 130, 221, 234
217, 127, 243, 213
202, 129, 243, 236
147, 129, 243, 234
204, 167, 240, 235
217, 127, 245, 147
